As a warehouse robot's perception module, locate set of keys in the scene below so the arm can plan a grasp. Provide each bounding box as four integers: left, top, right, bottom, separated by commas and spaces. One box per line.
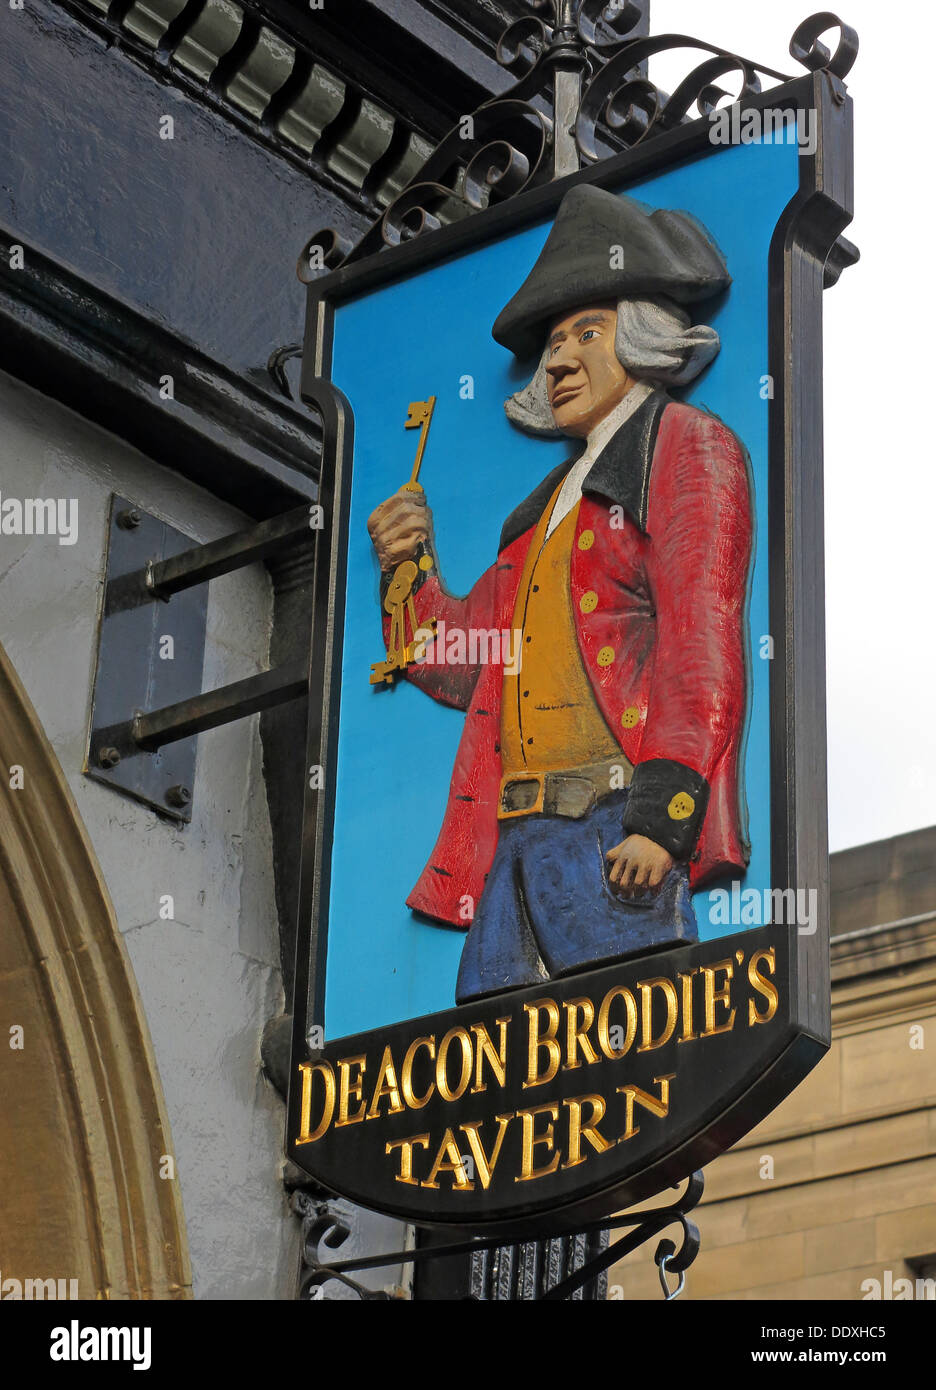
369, 396, 438, 686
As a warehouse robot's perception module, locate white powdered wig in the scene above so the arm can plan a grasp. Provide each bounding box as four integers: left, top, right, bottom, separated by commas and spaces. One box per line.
504, 295, 721, 437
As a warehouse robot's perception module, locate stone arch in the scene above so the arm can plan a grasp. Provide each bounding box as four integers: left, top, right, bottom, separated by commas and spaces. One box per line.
0, 640, 191, 1299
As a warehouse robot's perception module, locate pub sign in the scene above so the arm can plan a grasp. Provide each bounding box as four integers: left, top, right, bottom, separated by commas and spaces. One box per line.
286, 32, 855, 1236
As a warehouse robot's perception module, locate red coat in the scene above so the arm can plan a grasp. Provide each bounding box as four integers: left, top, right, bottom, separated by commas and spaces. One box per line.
386, 391, 753, 928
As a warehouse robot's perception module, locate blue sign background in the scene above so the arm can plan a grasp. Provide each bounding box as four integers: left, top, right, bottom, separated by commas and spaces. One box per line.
325, 135, 800, 1041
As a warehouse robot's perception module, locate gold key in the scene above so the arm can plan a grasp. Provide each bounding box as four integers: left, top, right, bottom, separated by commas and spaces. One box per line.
370, 400, 437, 686
401, 397, 436, 493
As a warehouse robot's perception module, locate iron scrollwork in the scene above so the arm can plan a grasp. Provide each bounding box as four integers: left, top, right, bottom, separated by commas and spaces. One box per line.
297, 4, 857, 278
288, 1170, 705, 1301
291, 1189, 398, 1301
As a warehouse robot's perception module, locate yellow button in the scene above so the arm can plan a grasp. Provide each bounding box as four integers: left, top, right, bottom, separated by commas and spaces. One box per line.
578, 529, 595, 551
621, 706, 640, 729
579, 590, 598, 614
596, 646, 615, 667
668, 793, 695, 821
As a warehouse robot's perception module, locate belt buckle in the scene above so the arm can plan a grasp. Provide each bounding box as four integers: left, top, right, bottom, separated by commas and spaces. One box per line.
498, 772, 546, 819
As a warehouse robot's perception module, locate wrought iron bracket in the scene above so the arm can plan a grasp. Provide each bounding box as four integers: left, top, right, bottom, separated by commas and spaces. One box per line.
291, 1171, 704, 1302
85, 494, 314, 821
298, 6, 859, 278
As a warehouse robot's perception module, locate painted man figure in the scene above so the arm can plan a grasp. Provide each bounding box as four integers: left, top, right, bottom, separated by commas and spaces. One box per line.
368, 186, 752, 1004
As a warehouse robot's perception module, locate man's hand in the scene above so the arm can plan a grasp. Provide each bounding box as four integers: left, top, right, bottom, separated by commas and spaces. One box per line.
367, 488, 434, 572
606, 834, 674, 897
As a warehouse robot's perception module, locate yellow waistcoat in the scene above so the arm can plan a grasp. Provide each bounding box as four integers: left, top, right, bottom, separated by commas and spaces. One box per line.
500, 484, 619, 775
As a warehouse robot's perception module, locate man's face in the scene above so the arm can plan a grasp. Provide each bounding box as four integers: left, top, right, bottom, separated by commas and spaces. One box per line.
545, 303, 634, 437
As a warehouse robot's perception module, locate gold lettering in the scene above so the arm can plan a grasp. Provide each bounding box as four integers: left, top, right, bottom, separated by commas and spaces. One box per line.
748, 948, 779, 1025
422, 1128, 475, 1190
636, 977, 678, 1051
597, 985, 637, 1059
296, 1061, 335, 1144
563, 997, 599, 1069
515, 1102, 560, 1182
678, 968, 699, 1042
617, 1073, 675, 1140
470, 1018, 509, 1093
523, 998, 561, 1088
385, 1134, 431, 1184
701, 959, 736, 1036
401, 1036, 435, 1109
459, 1115, 512, 1189
562, 1094, 613, 1169
336, 1053, 367, 1127
366, 1045, 405, 1119
436, 1027, 473, 1102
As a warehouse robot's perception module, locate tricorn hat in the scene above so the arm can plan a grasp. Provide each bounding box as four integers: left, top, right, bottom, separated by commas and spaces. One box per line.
492, 185, 730, 359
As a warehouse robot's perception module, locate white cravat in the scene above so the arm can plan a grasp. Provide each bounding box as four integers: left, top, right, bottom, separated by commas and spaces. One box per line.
544, 381, 654, 539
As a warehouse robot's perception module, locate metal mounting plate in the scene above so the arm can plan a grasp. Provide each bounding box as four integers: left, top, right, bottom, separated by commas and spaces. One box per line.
86, 496, 208, 822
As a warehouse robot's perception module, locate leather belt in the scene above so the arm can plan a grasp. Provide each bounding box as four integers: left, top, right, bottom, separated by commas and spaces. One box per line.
498, 753, 634, 821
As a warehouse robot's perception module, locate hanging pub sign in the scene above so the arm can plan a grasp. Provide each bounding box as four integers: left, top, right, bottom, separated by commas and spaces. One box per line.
287, 9, 857, 1236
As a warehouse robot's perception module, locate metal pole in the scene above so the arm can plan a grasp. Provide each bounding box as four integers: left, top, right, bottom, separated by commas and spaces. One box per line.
133, 661, 307, 750
551, 0, 583, 180
147, 505, 314, 598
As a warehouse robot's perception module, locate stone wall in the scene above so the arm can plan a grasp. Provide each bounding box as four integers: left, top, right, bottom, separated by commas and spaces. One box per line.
0, 368, 299, 1299
608, 825, 936, 1300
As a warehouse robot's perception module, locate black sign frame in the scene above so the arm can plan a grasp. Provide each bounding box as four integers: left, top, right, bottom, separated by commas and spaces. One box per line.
287, 70, 853, 1238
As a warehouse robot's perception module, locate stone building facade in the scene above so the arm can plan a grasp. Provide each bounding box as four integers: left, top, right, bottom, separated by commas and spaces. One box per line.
609, 825, 936, 1300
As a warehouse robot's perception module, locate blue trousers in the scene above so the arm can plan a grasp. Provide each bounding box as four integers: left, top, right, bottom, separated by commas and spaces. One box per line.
455, 789, 697, 1004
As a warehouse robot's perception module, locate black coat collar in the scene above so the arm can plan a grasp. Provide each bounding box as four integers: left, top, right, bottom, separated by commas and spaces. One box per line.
498, 389, 670, 553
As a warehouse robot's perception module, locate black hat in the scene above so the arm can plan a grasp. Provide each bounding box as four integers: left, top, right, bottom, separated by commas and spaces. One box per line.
492, 185, 730, 359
